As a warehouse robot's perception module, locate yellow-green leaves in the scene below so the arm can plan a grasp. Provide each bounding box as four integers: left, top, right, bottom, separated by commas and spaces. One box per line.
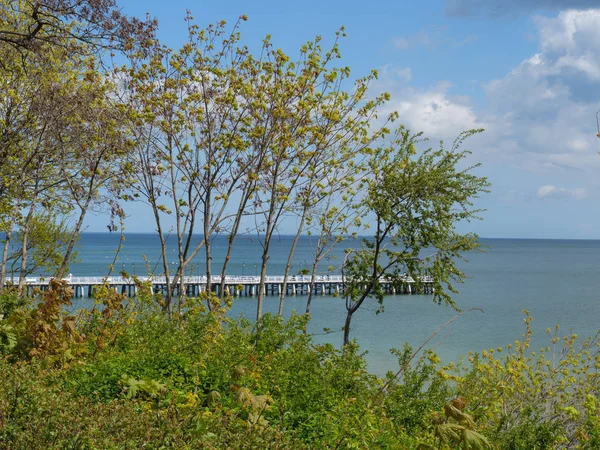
341, 128, 488, 344
440, 311, 600, 448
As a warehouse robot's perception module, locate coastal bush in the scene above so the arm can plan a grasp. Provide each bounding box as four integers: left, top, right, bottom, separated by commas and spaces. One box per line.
0, 288, 31, 355
0, 288, 27, 318
440, 311, 600, 449
1, 292, 600, 449
383, 346, 453, 434
0, 356, 312, 449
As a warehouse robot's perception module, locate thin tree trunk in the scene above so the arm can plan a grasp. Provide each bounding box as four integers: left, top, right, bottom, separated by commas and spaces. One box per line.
204, 220, 213, 310
278, 208, 307, 316
18, 194, 38, 293
343, 309, 353, 346
257, 154, 288, 321
343, 220, 383, 345
305, 255, 321, 314
166, 133, 187, 313
154, 207, 172, 313
257, 203, 277, 321
219, 188, 253, 299
257, 241, 270, 321
17, 225, 29, 293
218, 232, 237, 301
55, 194, 92, 279
343, 286, 373, 346
175, 262, 185, 316
0, 212, 17, 290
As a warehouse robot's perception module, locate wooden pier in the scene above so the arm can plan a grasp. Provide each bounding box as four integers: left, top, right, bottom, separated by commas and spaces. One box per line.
10, 274, 435, 298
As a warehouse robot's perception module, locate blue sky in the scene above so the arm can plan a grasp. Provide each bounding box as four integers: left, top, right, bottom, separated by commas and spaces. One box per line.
85, 0, 600, 239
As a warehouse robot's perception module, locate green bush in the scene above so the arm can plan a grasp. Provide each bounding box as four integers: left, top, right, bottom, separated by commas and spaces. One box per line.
1, 290, 599, 449
384, 345, 453, 434
0, 289, 27, 318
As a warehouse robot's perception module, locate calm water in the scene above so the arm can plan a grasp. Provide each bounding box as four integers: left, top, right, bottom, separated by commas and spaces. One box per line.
61, 234, 600, 374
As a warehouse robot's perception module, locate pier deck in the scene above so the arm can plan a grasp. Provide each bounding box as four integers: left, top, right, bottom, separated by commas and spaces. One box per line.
9, 274, 434, 298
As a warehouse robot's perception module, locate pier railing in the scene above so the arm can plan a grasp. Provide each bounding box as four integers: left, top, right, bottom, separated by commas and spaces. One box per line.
7, 274, 435, 298
15, 274, 434, 286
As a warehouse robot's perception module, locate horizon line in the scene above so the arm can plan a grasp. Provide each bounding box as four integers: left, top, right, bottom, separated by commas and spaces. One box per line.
78, 231, 600, 241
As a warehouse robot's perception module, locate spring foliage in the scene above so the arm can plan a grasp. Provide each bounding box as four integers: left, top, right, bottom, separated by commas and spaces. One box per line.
1, 3, 598, 449
0, 285, 599, 449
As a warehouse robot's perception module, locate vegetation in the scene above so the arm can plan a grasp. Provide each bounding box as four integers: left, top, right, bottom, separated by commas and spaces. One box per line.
2, 2, 598, 449
0, 286, 599, 449
341, 129, 488, 344
1, 3, 486, 323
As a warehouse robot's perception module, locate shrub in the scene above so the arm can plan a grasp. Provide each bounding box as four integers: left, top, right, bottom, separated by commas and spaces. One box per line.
441, 311, 600, 449
2, 294, 599, 449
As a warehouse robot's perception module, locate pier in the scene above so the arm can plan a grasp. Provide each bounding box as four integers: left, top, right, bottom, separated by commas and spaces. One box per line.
10, 274, 435, 298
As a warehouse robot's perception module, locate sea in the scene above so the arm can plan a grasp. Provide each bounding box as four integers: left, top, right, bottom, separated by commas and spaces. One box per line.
59, 234, 600, 374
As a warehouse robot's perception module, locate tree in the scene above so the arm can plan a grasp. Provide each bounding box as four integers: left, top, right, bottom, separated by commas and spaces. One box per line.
0, 40, 98, 286
119, 19, 394, 318
251, 30, 391, 321
273, 37, 390, 316
302, 163, 366, 315
277, 119, 375, 316
0, 0, 148, 292
341, 128, 489, 345
0, 0, 155, 57
0, 55, 132, 284
51, 66, 132, 279
120, 16, 268, 312
5, 215, 74, 286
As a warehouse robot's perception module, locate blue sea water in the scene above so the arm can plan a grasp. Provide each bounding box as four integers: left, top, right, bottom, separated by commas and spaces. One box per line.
64, 234, 600, 374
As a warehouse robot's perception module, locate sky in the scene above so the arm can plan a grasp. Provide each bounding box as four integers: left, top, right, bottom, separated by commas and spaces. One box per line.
85, 0, 600, 239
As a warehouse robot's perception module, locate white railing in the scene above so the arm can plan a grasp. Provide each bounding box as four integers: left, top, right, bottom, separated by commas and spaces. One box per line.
12, 274, 434, 286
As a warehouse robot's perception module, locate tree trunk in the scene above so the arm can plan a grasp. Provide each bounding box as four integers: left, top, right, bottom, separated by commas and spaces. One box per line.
257, 246, 270, 321
278, 209, 307, 316
176, 262, 186, 316
0, 211, 17, 290
219, 187, 253, 300
55, 194, 91, 279
305, 256, 321, 314
343, 309, 353, 346
18, 196, 38, 293
257, 191, 278, 321
204, 228, 213, 310
147, 193, 172, 313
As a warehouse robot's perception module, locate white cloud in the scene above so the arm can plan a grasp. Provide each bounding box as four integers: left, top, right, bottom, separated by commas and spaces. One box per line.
533, 10, 600, 81
393, 86, 483, 137
373, 67, 485, 140
392, 37, 410, 50
568, 138, 590, 152
498, 189, 524, 202
392, 28, 437, 50
481, 9, 600, 173
537, 185, 587, 199
380, 9, 600, 196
